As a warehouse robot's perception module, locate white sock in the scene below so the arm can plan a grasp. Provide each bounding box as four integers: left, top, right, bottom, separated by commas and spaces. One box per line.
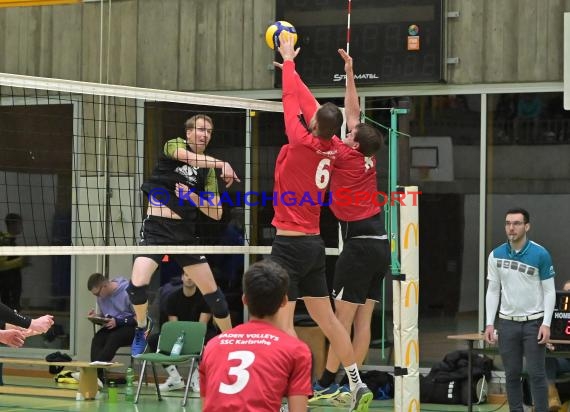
344, 363, 362, 391
137, 319, 147, 329
165, 365, 181, 380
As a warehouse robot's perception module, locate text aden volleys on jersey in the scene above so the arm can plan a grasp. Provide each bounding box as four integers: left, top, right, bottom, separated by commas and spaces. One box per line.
147, 187, 422, 208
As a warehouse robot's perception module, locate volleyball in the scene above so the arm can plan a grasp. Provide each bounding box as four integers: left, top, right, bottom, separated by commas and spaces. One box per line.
265, 21, 297, 50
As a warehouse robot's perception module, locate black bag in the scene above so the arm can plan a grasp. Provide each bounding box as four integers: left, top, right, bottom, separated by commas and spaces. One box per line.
45, 351, 72, 374
420, 351, 493, 405
420, 375, 463, 404
360, 371, 394, 400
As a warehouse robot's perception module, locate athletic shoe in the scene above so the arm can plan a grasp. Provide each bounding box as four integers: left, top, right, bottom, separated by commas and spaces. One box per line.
189, 367, 200, 392
159, 376, 185, 392
350, 382, 373, 412
131, 317, 153, 357
309, 382, 340, 402
328, 384, 352, 406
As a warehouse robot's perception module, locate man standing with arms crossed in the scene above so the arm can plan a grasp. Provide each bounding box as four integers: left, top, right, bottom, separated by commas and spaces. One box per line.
484, 208, 556, 412
270, 32, 372, 411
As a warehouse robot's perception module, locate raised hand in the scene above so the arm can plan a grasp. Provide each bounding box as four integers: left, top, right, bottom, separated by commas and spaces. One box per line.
338, 49, 353, 74
277, 31, 300, 62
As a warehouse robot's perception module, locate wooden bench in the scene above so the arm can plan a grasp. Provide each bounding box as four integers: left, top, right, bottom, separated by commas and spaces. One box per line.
0, 358, 123, 400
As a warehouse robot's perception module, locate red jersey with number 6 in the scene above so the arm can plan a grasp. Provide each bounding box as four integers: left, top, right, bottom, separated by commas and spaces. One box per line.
272, 60, 341, 234
199, 320, 312, 412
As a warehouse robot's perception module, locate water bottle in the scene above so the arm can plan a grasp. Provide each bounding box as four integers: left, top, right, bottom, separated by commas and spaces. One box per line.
107, 380, 118, 403
170, 331, 186, 356
125, 367, 135, 402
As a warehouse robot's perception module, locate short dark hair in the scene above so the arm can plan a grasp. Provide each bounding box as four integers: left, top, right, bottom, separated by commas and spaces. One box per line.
242, 260, 289, 318
314, 103, 343, 139
185, 114, 213, 131
353, 123, 383, 156
5, 213, 21, 226
505, 207, 530, 224
87, 273, 106, 291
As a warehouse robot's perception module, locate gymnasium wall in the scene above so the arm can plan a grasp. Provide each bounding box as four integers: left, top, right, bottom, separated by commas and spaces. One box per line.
1, 0, 570, 90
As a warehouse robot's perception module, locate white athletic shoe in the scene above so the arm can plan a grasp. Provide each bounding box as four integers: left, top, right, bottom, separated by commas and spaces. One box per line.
159, 376, 185, 392
190, 368, 200, 392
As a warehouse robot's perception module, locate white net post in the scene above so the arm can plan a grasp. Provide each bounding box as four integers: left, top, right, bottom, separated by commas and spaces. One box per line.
393, 186, 420, 412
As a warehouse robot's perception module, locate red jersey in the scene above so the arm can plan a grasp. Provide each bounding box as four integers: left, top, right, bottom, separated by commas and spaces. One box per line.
272, 61, 341, 233
330, 140, 381, 221
199, 320, 312, 412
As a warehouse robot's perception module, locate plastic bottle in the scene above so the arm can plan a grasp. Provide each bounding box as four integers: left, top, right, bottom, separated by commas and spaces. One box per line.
108, 380, 118, 403
170, 331, 186, 356
125, 367, 135, 402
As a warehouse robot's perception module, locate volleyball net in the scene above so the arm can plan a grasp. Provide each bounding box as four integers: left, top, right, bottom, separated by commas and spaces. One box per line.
0, 72, 308, 258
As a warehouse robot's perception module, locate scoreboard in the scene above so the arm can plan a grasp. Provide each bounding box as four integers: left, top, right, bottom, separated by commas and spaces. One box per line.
275, 0, 444, 87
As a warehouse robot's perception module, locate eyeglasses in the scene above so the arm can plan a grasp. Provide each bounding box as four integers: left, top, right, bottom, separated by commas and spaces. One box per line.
505, 221, 525, 227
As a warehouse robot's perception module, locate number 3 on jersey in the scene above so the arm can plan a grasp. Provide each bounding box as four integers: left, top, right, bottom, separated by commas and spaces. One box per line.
218, 350, 256, 395
315, 158, 331, 189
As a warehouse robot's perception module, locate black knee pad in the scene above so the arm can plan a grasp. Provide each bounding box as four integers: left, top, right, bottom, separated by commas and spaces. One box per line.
127, 282, 148, 305
203, 289, 229, 318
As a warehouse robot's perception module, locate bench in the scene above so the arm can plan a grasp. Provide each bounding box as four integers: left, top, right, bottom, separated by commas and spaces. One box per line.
0, 357, 123, 400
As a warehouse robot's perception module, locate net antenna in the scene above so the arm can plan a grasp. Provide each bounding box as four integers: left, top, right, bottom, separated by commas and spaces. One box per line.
346, 0, 352, 56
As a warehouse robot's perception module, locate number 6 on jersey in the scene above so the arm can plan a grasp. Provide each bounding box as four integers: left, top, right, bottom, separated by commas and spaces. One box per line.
315, 158, 331, 189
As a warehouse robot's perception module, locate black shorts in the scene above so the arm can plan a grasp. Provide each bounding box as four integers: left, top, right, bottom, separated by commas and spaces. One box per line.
270, 235, 328, 301
137, 215, 207, 268
333, 238, 389, 304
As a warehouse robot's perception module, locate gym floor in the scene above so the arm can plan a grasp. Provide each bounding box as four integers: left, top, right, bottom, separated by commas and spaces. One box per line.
0, 376, 510, 411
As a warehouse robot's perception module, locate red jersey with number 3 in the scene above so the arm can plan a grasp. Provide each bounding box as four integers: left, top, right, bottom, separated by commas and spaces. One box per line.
199, 320, 312, 412
272, 60, 341, 233
330, 140, 381, 221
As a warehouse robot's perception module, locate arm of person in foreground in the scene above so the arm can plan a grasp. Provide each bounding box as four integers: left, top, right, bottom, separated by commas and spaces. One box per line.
0, 329, 25, 348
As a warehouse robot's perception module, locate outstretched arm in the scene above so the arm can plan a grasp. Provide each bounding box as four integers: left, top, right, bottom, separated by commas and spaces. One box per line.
273, 62, 319, 126
338, 49, 360, 131
278, 32, 307, 144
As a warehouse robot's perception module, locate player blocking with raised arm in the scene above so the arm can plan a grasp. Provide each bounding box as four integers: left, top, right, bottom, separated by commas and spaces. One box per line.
200, 260, 312, 412
269, 31, 373, 411
127, 114, 238, 356
312, 49, 389, 404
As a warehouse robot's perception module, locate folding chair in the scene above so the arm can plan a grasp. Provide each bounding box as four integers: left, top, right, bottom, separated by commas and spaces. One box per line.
134, 321, 206, 407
